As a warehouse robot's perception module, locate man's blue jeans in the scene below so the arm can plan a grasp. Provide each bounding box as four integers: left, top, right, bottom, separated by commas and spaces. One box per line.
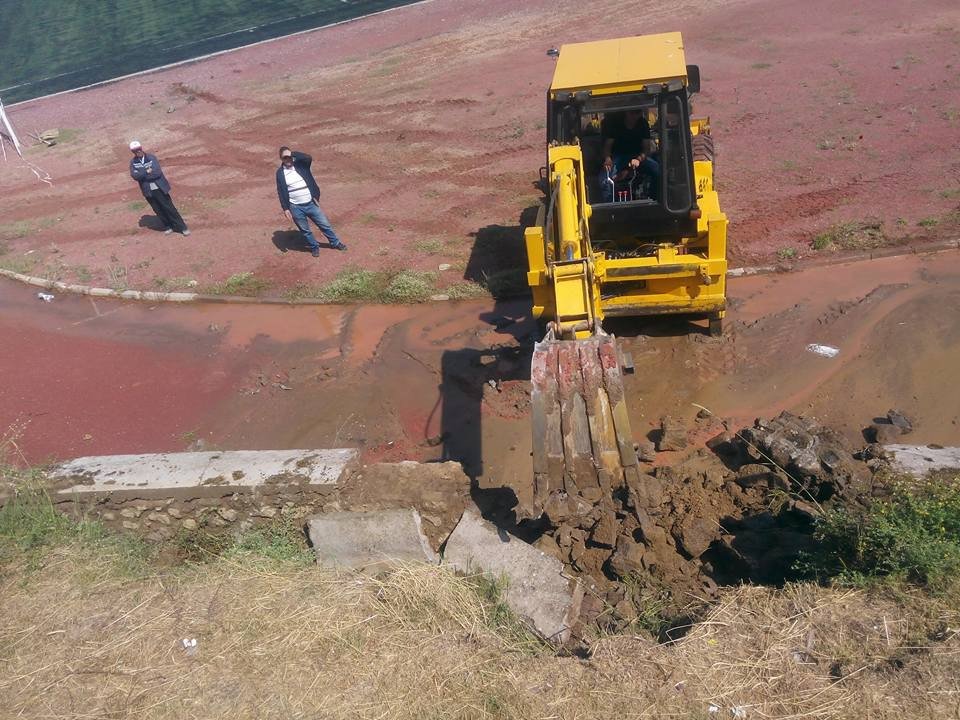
290, 201, 343, 250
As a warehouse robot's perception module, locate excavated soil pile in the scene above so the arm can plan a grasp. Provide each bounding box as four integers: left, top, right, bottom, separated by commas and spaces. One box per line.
527, 412, 876, 630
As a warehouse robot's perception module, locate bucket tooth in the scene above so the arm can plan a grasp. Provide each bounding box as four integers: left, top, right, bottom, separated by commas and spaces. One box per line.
528, 334, 636, 520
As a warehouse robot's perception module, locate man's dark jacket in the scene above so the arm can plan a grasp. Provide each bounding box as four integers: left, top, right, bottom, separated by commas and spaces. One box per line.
129, 153, 172, 197
276, 151, 321, 210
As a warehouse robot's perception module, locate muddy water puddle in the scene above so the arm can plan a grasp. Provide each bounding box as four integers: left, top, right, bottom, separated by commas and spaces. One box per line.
2, 250, 959, 467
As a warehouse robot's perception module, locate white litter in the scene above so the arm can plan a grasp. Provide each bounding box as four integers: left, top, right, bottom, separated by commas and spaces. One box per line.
181, 637, 198, 656
708, 704, 720, 714
731, 707, 748, 719
37, 292, 54, 302
806, 343, 839, 358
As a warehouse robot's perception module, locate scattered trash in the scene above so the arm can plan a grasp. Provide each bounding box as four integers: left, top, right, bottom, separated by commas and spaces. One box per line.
673, 681, 686, 692
438, 263, 452, 271
731, 707, 748, 719
806, 343, 839, 358
708, 704, 720, 714
37, 292, 54, 302
180, 637, 198, 656
547, 47, 560, 57
82, 434, 93, 441
187, 280, 198, 287
278, 384, 292, 391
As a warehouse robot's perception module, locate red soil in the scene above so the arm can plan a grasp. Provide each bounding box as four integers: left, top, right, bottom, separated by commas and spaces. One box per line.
1, 0, 958, 295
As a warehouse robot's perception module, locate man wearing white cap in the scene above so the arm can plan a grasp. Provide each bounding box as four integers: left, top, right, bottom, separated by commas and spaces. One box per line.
128, 141, 190, 235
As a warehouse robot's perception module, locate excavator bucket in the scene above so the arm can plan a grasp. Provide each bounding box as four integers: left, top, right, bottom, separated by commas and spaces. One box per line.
526, 332, 638, 520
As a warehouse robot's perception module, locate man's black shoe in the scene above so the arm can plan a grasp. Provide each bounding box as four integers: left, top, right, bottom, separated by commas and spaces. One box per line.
311, 248, 320, 257
335, 243, 347, 252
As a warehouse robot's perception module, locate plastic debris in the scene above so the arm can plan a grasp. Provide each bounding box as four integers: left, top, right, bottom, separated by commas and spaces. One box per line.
708, 704, 720, 714
731, 707, 748, 719
37, 292, 54, 302
806, 343, 839, 358
181, 637, 198, 656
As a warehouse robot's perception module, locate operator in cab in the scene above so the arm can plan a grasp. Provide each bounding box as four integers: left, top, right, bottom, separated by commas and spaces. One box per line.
599, 109, 661, 201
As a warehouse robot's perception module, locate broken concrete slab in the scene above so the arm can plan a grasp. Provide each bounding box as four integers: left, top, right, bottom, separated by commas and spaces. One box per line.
886, 445, 960, 477
307, 508, 437, 570
443, 508, 583, 644
52, 449, 357, 496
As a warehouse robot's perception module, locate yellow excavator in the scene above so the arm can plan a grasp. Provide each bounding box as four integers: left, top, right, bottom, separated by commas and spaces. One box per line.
523, 33, 727, 518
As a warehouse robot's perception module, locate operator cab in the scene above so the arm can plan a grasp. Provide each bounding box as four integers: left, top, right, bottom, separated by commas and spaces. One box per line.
547, 88, 699, 244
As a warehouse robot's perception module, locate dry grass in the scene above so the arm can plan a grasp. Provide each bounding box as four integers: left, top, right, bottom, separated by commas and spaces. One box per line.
2, 537, 959, 720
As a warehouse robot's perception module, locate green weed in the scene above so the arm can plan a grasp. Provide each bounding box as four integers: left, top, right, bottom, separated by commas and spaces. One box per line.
381, 270, 436, 303
0, 481, 151, 575
442, 281, 488, 300
205, 272, 271, 296
317, 268, 437, 304
917, 217, 939, 228
811, 220, 886, 251
0, 253, 39, 275
751, 62, 772, 70
482, 268, 529, 299
798, 475, 960, 593
413, 238, 443, 255
777, 247, 797, 260
153, 276, 196, 291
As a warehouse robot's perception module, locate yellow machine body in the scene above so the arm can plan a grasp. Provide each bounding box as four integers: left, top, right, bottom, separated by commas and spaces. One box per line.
524, 32, 727, 337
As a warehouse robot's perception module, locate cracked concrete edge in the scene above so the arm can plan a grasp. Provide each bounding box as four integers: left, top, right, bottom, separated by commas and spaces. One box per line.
3, 239, 957, 304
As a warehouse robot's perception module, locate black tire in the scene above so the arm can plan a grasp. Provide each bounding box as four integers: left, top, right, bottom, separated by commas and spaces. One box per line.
692, 133, 715, 164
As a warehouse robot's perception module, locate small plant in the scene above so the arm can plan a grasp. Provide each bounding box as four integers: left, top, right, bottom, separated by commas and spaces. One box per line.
442, 281, 488, 300
777, 246, 797, 260
0, 253, 39, 275
413, 238, 443, 255
107, 264, 128, 291
206, 272, 271, 296
482, 268, 529, 299
811, 220, 886, 251
127, 200, 147, 212
917, 217, 939, 228
73, 265, 93, 283
153, 276, 196, 291
381, 270, 436, 303
751, 62, 772, 70
940, 187, 960, 199
0, 220, 33, 239
316, 268, 437, 304
799, 476, 960, 593
816, 138, 835, 151
318, 268, 383, 303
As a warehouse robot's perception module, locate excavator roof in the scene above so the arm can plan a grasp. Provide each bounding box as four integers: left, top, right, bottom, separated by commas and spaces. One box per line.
550, 32, 688, 95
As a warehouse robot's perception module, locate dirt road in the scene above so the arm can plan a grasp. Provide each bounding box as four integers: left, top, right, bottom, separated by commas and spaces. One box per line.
4, 250, 958, 496
1, 0, 958, 295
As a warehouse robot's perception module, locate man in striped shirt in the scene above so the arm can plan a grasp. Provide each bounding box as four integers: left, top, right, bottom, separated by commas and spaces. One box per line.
275, 146, 346, 256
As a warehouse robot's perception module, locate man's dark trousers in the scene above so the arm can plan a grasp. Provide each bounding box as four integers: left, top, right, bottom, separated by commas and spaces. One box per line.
147, 191, 187, 232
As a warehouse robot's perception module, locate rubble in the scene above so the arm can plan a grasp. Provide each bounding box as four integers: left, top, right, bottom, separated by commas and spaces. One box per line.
519, 411, 876, 628
444, 508, 583, 644
307, 509, 438, 569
